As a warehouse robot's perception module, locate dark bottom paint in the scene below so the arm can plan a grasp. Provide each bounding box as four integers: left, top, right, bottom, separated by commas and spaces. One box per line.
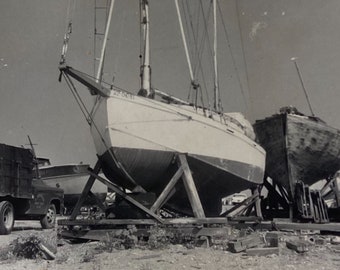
99, 147, 264, 217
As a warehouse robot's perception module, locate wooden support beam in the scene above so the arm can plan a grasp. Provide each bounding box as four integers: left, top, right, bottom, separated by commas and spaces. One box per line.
70, 161, 102, 220
150, 167, 183, 213
87, 169, 164, 223
334, 173, 340, 206
263, 177, 290, 210
253, 187, 263, 218
58, 217, 230, 227
320, 178, 334, 196
178, 154, 205, 218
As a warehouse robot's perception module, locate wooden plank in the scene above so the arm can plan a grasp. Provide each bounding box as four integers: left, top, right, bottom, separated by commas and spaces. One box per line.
150, 167, 183, 213
69, 161, 102, 220
58, 217, 230, 226
58, 218, 158, 226
88, 170, 164, 223
60, 226, 231, 242
246, 247, 279, 256
165, 217, 229, 224
232, 220, 340, 233
178, 154, 205, 218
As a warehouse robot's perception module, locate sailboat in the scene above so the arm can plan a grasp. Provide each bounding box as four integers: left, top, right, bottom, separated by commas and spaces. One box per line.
59, 0, 265, 216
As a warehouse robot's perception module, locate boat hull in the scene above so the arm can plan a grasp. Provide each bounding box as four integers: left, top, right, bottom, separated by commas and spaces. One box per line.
38, 164, 107, 208
254, 113, 340, 197
99, 146, 264, 216
91, 93, 266, 216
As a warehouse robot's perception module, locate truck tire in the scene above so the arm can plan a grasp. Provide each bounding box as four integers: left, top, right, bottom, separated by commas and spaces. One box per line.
0, 201, 15, 235
40, 203, 56, 229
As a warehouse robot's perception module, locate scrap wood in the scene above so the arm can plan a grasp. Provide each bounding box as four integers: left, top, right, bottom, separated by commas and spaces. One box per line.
264, 232, 279, 247
286, 240, 309, 253
228, 233, 264, 253
38, 243, 56, 260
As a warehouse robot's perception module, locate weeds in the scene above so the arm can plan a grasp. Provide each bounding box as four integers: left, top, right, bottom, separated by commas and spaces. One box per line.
0, 232, 57, 262
97, 226, 138, 252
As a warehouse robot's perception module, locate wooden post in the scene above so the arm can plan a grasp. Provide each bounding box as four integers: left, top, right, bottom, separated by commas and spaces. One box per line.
150, 167, 183, 213
253, 187, 263, 218
178, 154, 205, 218
69, 161, 102, 220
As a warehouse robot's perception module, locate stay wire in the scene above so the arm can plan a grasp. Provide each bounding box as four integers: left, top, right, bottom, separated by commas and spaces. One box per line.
62, 72, 141, 188
217, 0, 247, 112
234, 0, 252, 115
183, 0, 212, 110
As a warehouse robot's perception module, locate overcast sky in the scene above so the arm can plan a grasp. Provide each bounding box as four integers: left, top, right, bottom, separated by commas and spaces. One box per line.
1, 0, 340, 166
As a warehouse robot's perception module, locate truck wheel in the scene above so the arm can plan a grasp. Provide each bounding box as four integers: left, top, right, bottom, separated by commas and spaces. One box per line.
40, 203, 56, 229
0, 201, 15, 235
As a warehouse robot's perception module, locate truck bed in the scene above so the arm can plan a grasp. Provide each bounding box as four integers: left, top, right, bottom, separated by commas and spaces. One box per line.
0, 143, 34, 199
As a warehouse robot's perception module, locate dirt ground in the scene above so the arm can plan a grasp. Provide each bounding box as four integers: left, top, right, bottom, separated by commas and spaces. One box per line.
1, 221, 340, 270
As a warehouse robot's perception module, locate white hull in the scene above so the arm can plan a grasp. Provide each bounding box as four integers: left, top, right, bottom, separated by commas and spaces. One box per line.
91, 91, 265, 173
42, 173, 107, 195
38, 164, 107, 208
90, 91, 265, 200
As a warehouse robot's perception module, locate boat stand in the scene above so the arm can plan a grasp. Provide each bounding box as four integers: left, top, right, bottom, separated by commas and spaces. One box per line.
320, 171, 340, 221
260, 177, 291, 220
58, 154, 239, 241
320, 171, 340, 207
261, 176, 329, 223
220, 186, 263, 222
294, 181, 329, 223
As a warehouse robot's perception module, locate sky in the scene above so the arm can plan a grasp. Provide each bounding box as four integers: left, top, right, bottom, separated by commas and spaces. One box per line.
1, 0, 340, 166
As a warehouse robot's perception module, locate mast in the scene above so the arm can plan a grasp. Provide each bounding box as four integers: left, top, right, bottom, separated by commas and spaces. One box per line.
213, 0, 220, 112
139, 0, 153, 98
174, 0, 201, 109
95, 0, 115, 83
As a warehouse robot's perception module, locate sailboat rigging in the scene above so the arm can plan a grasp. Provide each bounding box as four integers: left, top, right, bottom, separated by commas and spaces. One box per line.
58, 0, 266, 216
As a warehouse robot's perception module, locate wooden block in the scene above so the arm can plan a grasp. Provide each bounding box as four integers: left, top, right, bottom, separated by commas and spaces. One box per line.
246, 247, 279, 256
228, 234, 264, 253
265, 232, 279, 247
286, 240, 309, 253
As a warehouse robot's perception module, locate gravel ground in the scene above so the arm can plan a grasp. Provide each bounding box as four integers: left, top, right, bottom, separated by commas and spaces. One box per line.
1, 221, 340, 270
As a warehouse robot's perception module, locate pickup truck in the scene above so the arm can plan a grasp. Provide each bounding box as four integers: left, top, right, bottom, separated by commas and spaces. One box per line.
0, 143, 64, 235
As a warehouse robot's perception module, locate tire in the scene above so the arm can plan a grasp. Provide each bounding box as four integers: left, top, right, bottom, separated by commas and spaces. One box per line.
0, 201, 15, 235
40, 203, 56, 229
